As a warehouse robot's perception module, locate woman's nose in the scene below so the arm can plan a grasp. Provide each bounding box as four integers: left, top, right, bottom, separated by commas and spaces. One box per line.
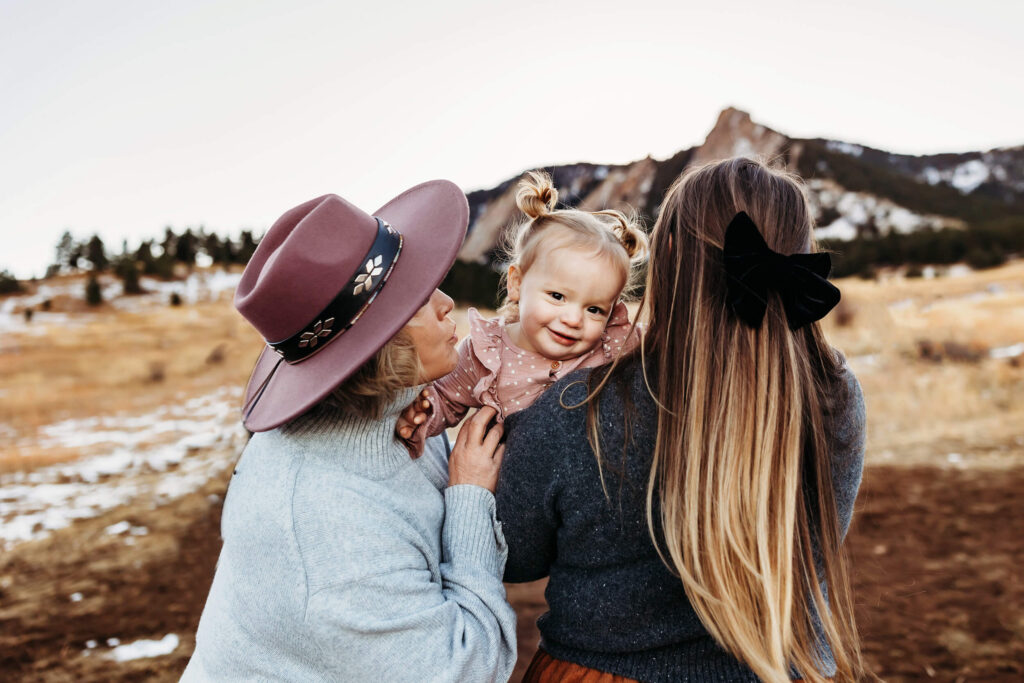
435, 289, 455, 317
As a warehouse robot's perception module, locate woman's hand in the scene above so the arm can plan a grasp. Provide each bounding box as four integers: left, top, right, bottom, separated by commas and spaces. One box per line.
449, 406, 504, 493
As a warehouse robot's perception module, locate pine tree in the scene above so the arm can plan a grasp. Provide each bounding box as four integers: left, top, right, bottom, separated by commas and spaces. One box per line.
175, 228, 197, 266
86, 234, 108, 271
54, 231, 79, 271
115, 255, 143, 295
85, 273, 103, 306
0, 269, 22, 294
136, 240, 157, 274
237, 230, 259, 264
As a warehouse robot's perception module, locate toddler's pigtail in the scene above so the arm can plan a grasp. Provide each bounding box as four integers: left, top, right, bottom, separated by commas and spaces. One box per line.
500, 171, 560, 322
515, 171, 558, 220
596, 209, 649, 262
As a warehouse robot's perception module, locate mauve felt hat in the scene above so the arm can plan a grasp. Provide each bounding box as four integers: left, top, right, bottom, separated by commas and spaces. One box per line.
234, 180, 468, 432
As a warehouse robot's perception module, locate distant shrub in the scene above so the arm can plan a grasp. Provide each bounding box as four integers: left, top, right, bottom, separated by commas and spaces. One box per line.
23, 308, 33, 322
0, 270, 22, 294
152, 254, 176, 280
85, 274, 103, 306
915, 339, 986, 363
905, 265, 924, 278
206, 344, 227, 365
148, 361, 166, 383
856, 264, 877, 280
832, 299, 856, 327
169, 292, 183, 306
965, 247, 1007, 270
41, 298, 52, 311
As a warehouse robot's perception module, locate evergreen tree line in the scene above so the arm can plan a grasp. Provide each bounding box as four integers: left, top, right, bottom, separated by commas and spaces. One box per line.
51, 227, 261, 278
822, 215, 1024, 278
46, 227, 262, 304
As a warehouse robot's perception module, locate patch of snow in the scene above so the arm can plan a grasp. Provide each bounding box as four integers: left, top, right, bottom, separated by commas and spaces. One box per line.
86, 640, 98, 649
106, 634, 179, 662
990, 343, 1024, 359
888, 298, 915, 311
848, 353, 881, 369
886, 207, 921, 235
918, 159, 991, 194
814, 218, 858, 241
732, 137, 755, 158
70, 592, 83, 602
836, 192, 872, 225
950, 160, 990, 193
825, 140, 864, 157
104, 521, 132, 535
593, 166, 609, 180
0, 385, 246, 549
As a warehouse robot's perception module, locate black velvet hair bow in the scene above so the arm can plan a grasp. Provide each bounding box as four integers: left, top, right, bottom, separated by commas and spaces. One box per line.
722, 212, 840, 331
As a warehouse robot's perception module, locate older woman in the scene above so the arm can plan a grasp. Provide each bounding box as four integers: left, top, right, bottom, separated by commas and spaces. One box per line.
183, 181, 516, 682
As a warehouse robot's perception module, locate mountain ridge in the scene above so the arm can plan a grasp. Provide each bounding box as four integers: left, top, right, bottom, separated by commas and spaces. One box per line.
457, 108, 1024, 270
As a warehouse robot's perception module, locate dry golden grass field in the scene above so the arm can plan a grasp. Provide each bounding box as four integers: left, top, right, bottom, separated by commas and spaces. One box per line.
1, 262, 1022, 681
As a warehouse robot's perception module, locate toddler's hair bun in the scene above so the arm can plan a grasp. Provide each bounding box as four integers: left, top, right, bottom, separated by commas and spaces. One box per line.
516, 171, 558, 219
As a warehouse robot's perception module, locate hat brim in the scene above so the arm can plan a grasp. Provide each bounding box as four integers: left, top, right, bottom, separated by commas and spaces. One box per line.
241, 180, 468, 432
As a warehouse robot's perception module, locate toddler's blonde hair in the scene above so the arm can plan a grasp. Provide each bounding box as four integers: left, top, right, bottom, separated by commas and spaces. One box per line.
498, 171, 648, 322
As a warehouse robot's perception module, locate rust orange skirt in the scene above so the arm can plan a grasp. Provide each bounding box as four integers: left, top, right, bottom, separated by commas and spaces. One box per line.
523, 648, 834, 681
523, 649, 640, 683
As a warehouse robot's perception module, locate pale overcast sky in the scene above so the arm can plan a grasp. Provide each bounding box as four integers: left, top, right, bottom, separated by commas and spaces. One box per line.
1, 0, 1020, 278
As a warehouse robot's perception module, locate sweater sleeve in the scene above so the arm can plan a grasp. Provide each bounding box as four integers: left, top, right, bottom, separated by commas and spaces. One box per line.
304, 485, 516, 683
828, 362, 867, 539
423, 334, 487, 437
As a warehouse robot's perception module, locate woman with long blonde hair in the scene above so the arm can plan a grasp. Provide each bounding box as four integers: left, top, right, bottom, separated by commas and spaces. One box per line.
497, 156, 867, 682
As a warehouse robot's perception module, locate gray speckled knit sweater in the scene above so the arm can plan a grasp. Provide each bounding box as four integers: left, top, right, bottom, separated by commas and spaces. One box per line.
183, 386, 517, 682
496, 358, 866, 682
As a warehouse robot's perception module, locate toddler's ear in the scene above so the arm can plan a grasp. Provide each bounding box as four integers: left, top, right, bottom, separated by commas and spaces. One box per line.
507, 265, 522, 302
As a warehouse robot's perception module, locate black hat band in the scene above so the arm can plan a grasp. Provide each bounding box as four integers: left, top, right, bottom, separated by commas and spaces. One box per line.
268, 217, 403, 364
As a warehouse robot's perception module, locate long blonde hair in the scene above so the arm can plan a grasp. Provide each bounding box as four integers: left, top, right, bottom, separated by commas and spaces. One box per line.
586, 157, 863, 681
498, 171, 648, 321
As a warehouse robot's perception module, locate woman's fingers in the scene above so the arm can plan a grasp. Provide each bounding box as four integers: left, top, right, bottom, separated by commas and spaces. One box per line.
482, 420, 504, 455
465, 406, 498, 441
449, 407, 504, 492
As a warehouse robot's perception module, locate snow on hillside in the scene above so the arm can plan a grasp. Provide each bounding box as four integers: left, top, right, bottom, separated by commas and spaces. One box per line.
0, 269, 243, 332
808, 178, 954, 241
922, 159, 991, 193
0, 386, 246, 549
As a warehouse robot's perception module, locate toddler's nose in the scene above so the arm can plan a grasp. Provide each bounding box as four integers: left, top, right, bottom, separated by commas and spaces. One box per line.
561, 308, 583, 327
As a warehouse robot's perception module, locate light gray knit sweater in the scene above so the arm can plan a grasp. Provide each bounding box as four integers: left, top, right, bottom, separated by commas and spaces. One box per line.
183, 386, 517, 682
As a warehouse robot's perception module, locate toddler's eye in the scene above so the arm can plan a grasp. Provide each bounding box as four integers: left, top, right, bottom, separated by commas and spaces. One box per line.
548, 292, 564, 301
587, 306, 606, 316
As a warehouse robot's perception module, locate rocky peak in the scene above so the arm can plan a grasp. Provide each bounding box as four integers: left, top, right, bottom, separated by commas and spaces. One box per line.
690, 107, 790, 166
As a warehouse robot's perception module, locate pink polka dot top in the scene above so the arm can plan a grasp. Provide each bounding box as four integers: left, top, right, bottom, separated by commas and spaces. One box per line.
421, 302, 640, 438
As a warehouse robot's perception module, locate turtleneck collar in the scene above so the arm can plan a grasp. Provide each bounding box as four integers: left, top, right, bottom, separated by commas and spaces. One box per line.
279, 384, 425, 479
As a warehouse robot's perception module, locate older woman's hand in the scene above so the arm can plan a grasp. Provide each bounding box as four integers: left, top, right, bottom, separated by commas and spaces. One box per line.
448, 406, 505, 493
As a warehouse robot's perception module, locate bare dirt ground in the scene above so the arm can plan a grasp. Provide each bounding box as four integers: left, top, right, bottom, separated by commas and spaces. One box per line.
1, 465, 1021, 682
2, 263, 1023, 681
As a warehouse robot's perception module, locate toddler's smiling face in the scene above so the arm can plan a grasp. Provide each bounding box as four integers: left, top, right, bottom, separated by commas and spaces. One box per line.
507, 245, 625, 361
